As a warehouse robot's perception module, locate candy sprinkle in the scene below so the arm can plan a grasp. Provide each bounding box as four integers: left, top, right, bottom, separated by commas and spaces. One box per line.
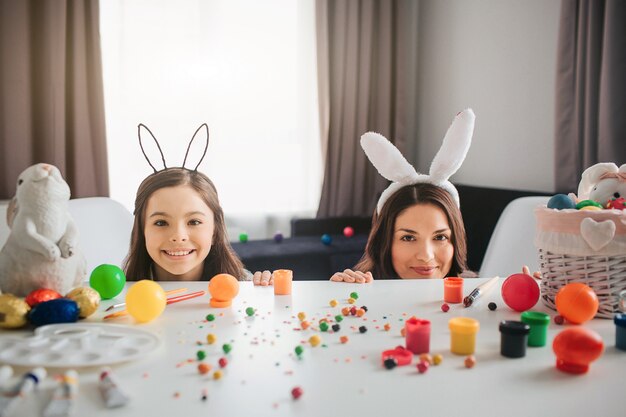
245, 307, 255, 317
464, 355, 476, 369
206, 314, 215, 322
350, 292, 359, 300
206, 334, 217, 344
309, 335, 321, 347
291, 386, 303, 400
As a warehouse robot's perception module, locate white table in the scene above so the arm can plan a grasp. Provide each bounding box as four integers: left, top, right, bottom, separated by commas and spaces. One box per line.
1, 279, 623, 417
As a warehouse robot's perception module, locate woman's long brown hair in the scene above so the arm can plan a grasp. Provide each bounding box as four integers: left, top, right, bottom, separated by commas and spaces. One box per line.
354, 183, 468, 278
123, 168, 245, 281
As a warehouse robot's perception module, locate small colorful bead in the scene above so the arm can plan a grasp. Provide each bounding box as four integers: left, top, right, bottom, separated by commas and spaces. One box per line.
222, 343, 232, 354
309, 335, 321, 347
319, 322, 329, 332
245, 307, 255, 317
329, 299, 338, 307
334, 315, 344, 322
198, 363, 211, 375
433, 354, 443, 365
464, 355, 476, 369
206, 333, 217, 344
206, 314, 215, 322
295, 345, 304, 356
350, 306, 357, 315
359, 325, 367, 333
384, 323, 391, 331
441, 303, 450, 313
291, 386, 303, 400
488, 302, 497, 311
301, 321, 310, 330
297, 312, 306, 321
419, 353, 433, 365
348, 298, 356, 305
350, 292, 359, 300
213, 370, 223, 380
332, 324, 341, 332
341, 307, 351, 316
356, 308, 366, 317
383, 357, 397, 370
218, 357, 228, 368
400, 328, 407, 337
554, 315, 565, 325
197, 350, 206, 360
360, 305, 368, 312
417, 360, 429, 373
340, 336, 349, 344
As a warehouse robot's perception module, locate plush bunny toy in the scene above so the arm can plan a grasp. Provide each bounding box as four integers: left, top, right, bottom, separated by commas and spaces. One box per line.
577, 163, 626, 208
0, 163, 86, 296
361, 109, 475, 213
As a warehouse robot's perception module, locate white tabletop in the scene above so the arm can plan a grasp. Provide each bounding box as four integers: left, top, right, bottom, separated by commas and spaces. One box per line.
1, 278, 623, 417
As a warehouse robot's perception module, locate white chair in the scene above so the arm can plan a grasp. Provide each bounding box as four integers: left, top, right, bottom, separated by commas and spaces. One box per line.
0, 197, 134, 276
479, 196, 550, 278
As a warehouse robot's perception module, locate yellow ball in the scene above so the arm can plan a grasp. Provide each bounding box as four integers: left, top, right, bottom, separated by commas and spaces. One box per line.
125, 280, 166, 323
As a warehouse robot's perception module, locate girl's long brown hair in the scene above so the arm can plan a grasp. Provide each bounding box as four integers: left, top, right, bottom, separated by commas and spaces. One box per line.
354, 183, 468, 279
123, 168, 245, 281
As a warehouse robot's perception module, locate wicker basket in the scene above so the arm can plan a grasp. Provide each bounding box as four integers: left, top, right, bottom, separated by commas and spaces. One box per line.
535, 206, 626, 319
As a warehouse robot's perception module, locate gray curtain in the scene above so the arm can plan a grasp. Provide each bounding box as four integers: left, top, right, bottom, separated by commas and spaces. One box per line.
0, 0, 108, 199
555, 0, 626, 193
315, 0, 417, 217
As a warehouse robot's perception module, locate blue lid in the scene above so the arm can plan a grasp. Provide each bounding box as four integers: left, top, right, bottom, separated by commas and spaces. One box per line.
614, 313, 626, 327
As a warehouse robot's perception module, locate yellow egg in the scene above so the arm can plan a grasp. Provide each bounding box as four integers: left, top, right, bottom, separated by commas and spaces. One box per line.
0, 294, 30, 329
580, 206, 602, 211
66, 287, 101, 318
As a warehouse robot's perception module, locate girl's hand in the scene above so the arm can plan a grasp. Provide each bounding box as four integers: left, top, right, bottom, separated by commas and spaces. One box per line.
522, 265, 541, 280
330, 269, 373, 283
253, 270, 273, 286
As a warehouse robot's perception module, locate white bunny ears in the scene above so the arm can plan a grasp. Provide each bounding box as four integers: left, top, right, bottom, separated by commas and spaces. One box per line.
361, 109, 475, 213
577, 162, 626, 200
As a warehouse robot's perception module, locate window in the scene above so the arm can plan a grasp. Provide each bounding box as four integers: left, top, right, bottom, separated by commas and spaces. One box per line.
100, 0, 321, 237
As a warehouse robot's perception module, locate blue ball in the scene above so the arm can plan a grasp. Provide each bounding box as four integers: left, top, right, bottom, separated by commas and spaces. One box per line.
28, 299, 79, 327
547, 194, 576, 210
321, 234, 332, 245
273, 232, 284, 243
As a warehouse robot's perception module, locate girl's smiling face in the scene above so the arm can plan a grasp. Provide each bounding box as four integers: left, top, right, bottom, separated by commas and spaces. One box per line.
144, 185, 215, 281
391, 203, 454, 279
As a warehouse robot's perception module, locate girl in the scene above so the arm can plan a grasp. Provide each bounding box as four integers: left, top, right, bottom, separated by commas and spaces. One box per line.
332, 109, 475, 282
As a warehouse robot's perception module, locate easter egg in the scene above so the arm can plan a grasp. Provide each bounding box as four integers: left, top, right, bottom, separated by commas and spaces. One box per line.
555, 282, 598, 324
575, 199, 603, 210
208, 274, 240, 308
343, 226, 355, 238
501, 274, 540, 312
553, 327, 604, 374
547, 194, 576, 210
65, 287, 101, 318
0, 294, 31, 329
24, 288, 63, 307
125, 280, 167, 323
89, 264, 126, 299
321, 234, 332, 245
28, 299, 79, 327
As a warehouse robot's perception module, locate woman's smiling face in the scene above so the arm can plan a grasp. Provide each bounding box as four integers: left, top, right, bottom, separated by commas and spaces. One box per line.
391, 203, 454, 279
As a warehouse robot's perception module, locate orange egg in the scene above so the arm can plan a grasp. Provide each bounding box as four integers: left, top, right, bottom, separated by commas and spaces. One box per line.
208, 274, 240, 308
555, 283, 599, 324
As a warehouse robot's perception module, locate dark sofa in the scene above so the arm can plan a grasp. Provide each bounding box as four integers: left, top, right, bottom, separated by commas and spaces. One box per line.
231, 184, 551, 279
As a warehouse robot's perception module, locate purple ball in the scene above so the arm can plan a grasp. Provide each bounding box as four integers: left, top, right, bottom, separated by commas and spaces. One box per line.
273, 232, 284, 243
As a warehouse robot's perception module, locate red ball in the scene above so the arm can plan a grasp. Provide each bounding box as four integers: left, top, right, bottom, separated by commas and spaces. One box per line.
218, 357, 228, 368
25, 288, 63, 307
555, 283, 598, 324
343, 226, 355, 238
441, 303, 450, 313
291, 386, 303, 399
501, 274, 540, 312
417, 360, 429, 373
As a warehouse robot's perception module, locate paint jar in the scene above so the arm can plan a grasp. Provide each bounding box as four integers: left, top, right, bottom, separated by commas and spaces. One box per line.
499, 320, 530, 358
615, 313, 626, 351
443, 277, 464, 304
273, 269, 293, 295
520, 311, 550, 347
448, 317, 479, 355
405, 317, 431, 354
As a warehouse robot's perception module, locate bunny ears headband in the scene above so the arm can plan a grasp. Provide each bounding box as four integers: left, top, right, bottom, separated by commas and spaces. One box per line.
361, 109, 475, 214
138, 123, 209, 173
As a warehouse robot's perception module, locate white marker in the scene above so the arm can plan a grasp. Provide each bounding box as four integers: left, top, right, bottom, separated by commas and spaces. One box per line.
98, 368, 129, 408
43, 370, 79, 417
0, 367, 47, 417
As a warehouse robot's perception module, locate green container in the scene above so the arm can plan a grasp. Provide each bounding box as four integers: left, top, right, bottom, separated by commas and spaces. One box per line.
520, 311, 550, 347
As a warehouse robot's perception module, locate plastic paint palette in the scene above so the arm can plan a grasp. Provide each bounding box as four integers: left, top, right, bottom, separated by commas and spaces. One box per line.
0, 323, 160, 367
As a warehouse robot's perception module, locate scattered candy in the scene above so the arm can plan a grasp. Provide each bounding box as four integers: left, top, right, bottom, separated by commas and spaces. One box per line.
433, 354, 443, 365
350, 306, 357, 315
383, 358, 397, 370
554, 315, 565, 325
206, 314, 215, 322
213, 371, 223, 380
197, 350, 206, 361
488, 302, 497, 311
341, 307, 350, 316
295, 345, 304, 356
335, 315, 343, 323
417, 360, 429, 373
291, 386, 303, 399
348, 298, 356, 305
321, 234, 332, 245
350, 292, 359, 300
206, 334, 217, 344
301, 321, 310, 330
319, 322, 329, 332
298, 312, 306, 321
343, 226, 354, 238
198, 363, 211, 375
384, 323, 391, 331
356, 308, 366, 317
340, 336, 349, 344
332, 324, 341, 332
441, 303, 450, 313
329, 299, 338, 307
359, 326, 367, 333
273, 232, 284, 243
400, 328, 406, 337
238, 233, 248, 243
222, 344, 232, 354
419, 353, 433, 365
309, 335, 321, 347
245, 307, 255, 317
464, 355, 476, 368
218, 358, 228, 368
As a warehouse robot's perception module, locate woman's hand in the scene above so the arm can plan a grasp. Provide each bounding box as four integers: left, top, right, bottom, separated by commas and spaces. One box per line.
253, 270, 273, 286
522, 265, 541, 280
330, 269, 373, 283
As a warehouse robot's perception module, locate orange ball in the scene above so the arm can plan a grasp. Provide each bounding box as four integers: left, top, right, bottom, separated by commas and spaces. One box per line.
208, 274, 240, 308
555, 283, 599, 324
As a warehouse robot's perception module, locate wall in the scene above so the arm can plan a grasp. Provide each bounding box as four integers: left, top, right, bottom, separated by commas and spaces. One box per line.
414, 0, 560, 193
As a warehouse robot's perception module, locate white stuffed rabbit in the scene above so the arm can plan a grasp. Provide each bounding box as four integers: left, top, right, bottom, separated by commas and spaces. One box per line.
577, 162, 626, 207
0, 163, 86, 296
361, 109, 475, 213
